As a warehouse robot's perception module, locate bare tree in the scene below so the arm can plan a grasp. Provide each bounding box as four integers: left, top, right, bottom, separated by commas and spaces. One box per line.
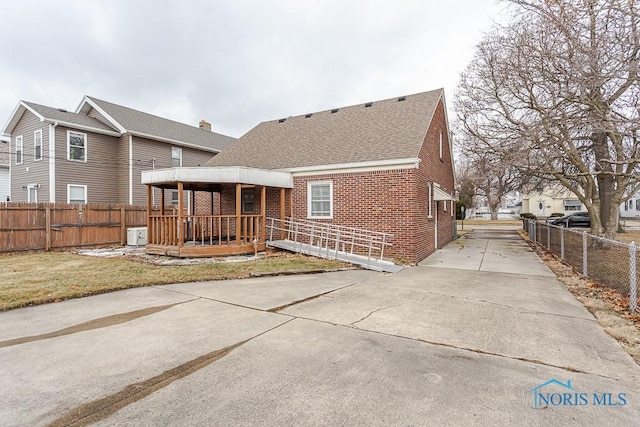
456, 0, 640, 238
457, 144, 525, 220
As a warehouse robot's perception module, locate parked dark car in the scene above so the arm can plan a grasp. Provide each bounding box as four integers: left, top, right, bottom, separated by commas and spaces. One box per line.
547, 212, 590, 228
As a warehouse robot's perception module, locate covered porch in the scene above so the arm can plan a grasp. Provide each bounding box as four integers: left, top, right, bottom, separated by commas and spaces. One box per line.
141, 167, 293, 257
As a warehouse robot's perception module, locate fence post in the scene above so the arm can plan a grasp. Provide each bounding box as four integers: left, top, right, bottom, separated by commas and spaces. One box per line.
120, 207, 126, 246
547, 224, 551, 250
45, 204, 51, 251
582, 231, 588, 277
560, 227, 564, 260
630, 242, 637, 313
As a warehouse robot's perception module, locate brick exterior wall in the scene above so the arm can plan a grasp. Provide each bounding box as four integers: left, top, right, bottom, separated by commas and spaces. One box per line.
196, 98, 455, 264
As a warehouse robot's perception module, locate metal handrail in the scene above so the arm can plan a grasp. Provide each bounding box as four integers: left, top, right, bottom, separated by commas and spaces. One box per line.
266, 217, 393, 261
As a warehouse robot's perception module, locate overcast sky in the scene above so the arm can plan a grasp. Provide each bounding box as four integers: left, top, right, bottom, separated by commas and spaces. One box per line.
0, 0, 507, 138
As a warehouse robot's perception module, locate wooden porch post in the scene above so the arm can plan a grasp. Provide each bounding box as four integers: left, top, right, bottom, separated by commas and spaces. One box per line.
160, 188, 165, 215
289, 188, 293, 218
178, 182, 184, 247
280, 188, 286, 239
146, 185, 152, 244
261, 185, 266, 242
236, 183, 242, 245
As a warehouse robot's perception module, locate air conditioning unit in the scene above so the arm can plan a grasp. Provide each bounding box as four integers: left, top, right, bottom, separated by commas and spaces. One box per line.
127, 227, 148, 246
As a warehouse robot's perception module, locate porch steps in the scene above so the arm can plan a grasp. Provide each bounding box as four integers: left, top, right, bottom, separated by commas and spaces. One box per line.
266, 217, 404, 273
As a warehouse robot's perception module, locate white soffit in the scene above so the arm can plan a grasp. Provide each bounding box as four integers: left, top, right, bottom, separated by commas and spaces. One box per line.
141, 166, 294, 188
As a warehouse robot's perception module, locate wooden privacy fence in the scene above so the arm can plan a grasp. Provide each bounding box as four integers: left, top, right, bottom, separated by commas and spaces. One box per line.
0, 202, 149, 253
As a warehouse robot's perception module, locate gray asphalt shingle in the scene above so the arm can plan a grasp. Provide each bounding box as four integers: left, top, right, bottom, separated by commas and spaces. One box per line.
206, 89, 443, 170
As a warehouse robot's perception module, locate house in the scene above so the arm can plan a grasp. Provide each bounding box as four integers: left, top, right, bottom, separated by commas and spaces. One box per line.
1, 97, 236, 205
142, 89, 457, 263
522, 185, 585, 217
0, 138, 9, 201
620, 193, 640, 218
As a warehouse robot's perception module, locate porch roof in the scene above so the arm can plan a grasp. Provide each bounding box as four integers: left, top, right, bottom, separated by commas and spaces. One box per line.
141, 166, 294, 189
434, 185, 456, 201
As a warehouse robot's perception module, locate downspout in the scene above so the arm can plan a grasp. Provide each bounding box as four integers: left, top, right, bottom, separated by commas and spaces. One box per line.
128, 135, 133, 205
435, 201, 438, 250
49, 122, 58, 202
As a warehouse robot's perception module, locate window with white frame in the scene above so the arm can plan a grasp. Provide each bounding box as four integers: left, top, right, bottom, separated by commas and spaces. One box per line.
67, 185, 87, 205
171, 147, 182, 167
34, 129, 42, 161
307, 181, 332, 218
439, 130, 443, 160
67, 131, 87, 161
171, 190, 179, 206
636, 199, 640, 211
15, 135, 23, 164
427, 182, 433, 218
564, 200, 581, 212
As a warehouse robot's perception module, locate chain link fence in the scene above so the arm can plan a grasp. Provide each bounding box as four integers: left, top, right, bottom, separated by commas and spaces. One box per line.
523, 219, 638, 313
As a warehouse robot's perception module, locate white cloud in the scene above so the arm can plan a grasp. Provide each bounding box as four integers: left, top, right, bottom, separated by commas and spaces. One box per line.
0, 0, 506, 137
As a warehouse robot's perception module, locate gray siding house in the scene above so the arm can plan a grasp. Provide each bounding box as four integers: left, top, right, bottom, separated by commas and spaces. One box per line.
0, 138, 9, 201
1, 96, 235, 205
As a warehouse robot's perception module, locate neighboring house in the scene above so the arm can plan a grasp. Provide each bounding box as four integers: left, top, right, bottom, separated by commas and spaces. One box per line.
143, 89, 457, 263
620, 192, 640, 218
0, 138, 9, 201
522, 185, 585, 217
1, 96, 235, 205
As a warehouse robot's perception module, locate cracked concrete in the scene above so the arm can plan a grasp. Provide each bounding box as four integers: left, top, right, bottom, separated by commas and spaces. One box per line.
1, 228, 640, 425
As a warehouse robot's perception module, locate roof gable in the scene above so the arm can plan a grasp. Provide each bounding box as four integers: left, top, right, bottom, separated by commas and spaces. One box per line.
2, 101, 120, 136
206, 89, 444, 170
77, 96, 236, 152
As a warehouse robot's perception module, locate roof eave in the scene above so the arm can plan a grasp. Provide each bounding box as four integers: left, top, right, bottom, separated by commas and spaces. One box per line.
76, 96, 127, 133
129, 131, 222, 153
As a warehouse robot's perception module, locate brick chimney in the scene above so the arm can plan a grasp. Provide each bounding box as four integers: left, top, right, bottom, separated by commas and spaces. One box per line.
199, 120, 212, 132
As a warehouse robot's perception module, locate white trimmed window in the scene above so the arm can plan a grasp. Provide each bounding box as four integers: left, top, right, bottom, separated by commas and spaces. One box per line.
67, 131, 87, 162
171, 147, 182, 167
427, 182, 433, 218
67, 185, 87, 205
171, 190, 179, 206
308, 181, 333, 218
439, 130, 443, 160
34, 129, 42, 161
15, 135, 23, 165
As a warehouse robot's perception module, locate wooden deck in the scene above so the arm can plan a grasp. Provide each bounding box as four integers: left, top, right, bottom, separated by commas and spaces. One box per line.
146, 241, 266, 257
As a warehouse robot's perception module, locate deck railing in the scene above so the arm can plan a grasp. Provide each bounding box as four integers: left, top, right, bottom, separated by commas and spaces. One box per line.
267, 217, 393, 261
148, 214, 263, 246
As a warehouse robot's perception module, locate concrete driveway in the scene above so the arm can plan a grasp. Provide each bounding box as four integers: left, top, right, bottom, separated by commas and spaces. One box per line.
1, 229, 639, 426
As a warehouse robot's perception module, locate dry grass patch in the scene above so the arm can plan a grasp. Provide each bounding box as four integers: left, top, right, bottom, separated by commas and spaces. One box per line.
0, 251, 347, 311
519, 230, 640, 364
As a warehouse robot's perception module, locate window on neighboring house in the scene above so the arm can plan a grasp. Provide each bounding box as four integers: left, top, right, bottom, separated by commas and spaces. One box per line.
629, 200, 634, 210
67, 131, 87, 161
171, 147, 182, 167
27, 184, 37, 203
67, 185, 87, 205
564, 200, 582, 211
15, 135, 23, 164
636, 199, 640, 211
439, 130, 443, 160
428, 183, 433, 217
34, 130, 42, 161
242, 189, 255, 214
307, 181, 332, 218
171, 190, 179, 206
626, 200, 630, 211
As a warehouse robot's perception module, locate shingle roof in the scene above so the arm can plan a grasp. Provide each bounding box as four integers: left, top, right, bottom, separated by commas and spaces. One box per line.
206, 89, 443, 170
23, 102, 117, 132
86, 96, 236, 152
